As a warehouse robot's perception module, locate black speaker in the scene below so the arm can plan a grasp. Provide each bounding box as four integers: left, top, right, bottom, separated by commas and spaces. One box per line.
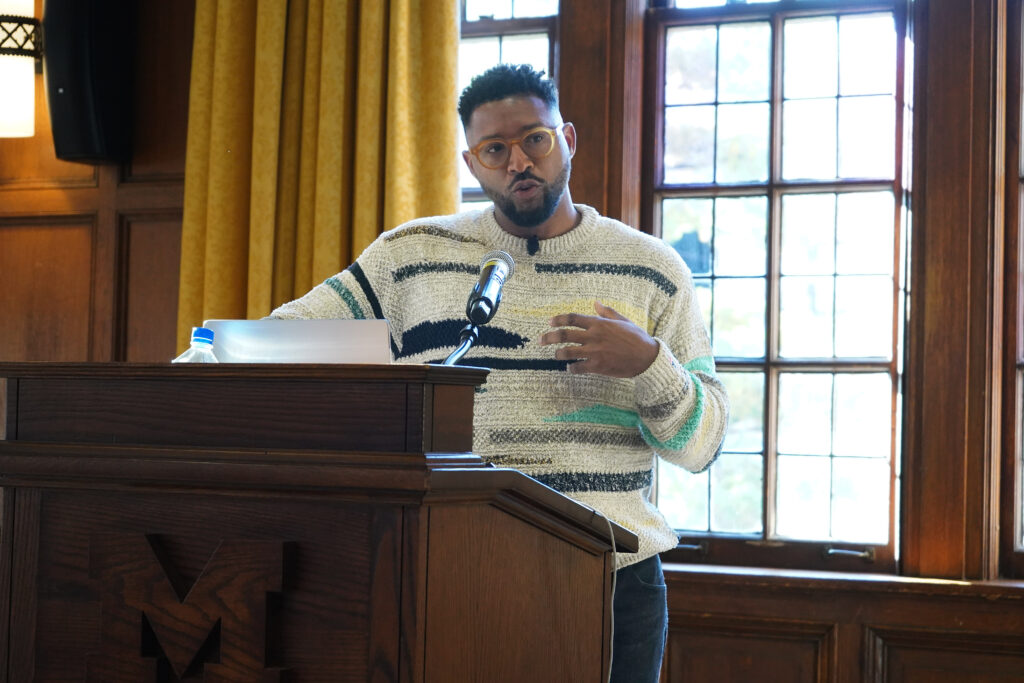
42, 0, 136, 163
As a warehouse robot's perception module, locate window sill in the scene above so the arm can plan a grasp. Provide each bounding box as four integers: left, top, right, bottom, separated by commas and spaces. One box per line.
664, 562, 1024, 600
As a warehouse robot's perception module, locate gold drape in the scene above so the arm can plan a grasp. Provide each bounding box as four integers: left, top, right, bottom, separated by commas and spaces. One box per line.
177, 0, 460, 350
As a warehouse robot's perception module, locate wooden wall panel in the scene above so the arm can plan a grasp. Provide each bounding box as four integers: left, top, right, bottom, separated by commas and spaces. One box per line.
0, 219, 94, 361
665, 614, 834, 683
0, 0, 194, 363
125, 0, 193, 182
118, 213, 182, 362
664, 568, 1024, 683
867, 627, 1024, 682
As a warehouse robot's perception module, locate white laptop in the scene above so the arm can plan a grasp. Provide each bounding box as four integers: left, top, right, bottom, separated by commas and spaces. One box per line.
202, 319, 392, 364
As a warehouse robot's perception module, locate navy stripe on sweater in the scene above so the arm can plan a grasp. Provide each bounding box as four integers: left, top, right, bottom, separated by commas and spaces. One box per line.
393, 261, 477, 283
534, 262, 678, 296
530, 469, 653, 493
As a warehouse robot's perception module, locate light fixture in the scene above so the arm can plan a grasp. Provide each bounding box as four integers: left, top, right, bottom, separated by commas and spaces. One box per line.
0, 0, 42, 137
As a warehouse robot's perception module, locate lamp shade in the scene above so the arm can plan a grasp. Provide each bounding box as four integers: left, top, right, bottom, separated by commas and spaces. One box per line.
0, 0, 38, 137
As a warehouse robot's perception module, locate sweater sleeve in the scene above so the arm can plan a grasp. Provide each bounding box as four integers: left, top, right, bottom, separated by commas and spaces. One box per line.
632, 261, 729, 473
267, 237, 393, 322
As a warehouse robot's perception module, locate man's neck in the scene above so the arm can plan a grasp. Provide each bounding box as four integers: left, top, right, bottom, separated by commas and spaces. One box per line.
494, 197, 580, 241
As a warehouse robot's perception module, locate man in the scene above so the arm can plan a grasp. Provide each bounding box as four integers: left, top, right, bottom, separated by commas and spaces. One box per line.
269, 64, 728, 682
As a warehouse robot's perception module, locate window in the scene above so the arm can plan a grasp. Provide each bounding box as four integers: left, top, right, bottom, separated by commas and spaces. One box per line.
646, 0, 909, 571
458, 0, 559, 211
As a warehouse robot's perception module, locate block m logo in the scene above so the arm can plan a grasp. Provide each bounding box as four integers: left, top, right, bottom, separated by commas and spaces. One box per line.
88, 534, 286, 682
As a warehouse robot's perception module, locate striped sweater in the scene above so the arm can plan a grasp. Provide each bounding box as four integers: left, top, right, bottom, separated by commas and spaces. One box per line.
269, 204, 729, 568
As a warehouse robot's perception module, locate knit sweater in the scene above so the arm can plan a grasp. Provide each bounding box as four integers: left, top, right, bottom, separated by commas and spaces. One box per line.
269, 204, 729, 568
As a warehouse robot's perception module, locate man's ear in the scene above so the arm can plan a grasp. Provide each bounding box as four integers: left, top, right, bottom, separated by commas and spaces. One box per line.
462, 150, 479, 179
562, 122, 577, 159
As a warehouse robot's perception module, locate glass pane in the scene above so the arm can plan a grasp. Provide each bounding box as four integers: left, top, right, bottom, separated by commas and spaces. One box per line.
838, 95, 895, 179
662, 198, 713, 275
720, 371, 765, 452
781, 193, 836, 276
778, 372, 832, 455
776, 454, 831, 540
784, 16, 838, 99
716, 103, 769, 183
500, 34, 550, 75
465, 0, 512, 20
832, 373, 892, 458
459, 37, 501, 90
710, 453, 764, 533
712, 278, 766, 358
658, 461, 709, 531
831, 457, 890, 543
836, 191, 894, 275
714, 196, 767, 276
779, 276, 834, 357
666, 26, 717, 105
839, 13, 896, 96
718, 22, 771, 103
835, 275, 892, 357
694, 277, 712, 334
675, 0, 726, 7
512, 0, 558, 18
783, 98, 837, 179
665, 105, 716, 184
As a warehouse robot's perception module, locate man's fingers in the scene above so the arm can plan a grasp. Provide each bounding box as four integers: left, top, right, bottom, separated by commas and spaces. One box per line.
553, 345, 589, 361
548, 312, 596, 329
540, 327, 588, 346
594, 300, 629, 321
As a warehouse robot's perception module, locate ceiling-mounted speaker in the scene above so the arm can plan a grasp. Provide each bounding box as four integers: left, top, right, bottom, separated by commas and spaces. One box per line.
42, 0, 136, 163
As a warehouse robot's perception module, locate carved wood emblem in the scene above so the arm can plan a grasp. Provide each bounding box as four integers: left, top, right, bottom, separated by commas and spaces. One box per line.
88, 534, 286, 681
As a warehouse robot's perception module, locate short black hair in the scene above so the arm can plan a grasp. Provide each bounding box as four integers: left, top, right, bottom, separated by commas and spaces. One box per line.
457, 64, 559, 129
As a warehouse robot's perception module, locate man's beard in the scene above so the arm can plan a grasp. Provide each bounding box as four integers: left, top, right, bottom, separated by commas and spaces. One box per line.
484, 161, 570, 229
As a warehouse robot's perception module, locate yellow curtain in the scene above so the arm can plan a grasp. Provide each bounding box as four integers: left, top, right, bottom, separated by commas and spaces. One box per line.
177, 0, 460, 350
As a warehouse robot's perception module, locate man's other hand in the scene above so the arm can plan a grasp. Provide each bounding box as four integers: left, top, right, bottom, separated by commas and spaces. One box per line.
540, 301, 659, 378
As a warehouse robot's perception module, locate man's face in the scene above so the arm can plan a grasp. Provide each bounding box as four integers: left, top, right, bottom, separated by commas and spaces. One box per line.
462, 95, 576, 229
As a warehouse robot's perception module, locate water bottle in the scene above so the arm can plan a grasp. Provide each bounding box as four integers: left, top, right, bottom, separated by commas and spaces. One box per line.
172, 327, 219, 363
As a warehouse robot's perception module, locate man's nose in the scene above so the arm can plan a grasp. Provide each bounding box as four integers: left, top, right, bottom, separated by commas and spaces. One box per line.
506, 142, 534, 174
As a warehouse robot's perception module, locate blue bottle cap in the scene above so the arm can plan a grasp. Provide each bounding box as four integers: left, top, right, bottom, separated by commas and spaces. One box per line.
191, 327, 214, 344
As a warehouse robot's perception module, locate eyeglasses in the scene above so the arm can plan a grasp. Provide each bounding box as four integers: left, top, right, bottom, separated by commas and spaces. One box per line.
467, 125, 565, 170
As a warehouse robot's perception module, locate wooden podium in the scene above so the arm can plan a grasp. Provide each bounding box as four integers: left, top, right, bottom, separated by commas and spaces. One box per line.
0, 363, 636, 682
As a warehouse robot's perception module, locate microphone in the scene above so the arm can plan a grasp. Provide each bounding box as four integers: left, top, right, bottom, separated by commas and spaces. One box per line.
466, 250, 515, 325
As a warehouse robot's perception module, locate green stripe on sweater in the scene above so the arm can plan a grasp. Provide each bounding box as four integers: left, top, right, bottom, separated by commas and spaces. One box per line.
684, 355, 716, 376
546, 404, 640, 428
639, 370, 706, 450
546, 368, 708, 451
324, 276, 365, 319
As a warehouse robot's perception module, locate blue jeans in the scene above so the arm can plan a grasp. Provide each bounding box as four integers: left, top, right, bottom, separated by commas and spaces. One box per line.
610, 554, 668, 683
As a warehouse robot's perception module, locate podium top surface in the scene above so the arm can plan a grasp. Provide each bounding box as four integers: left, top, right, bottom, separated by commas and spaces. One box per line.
0, 362, 489, 385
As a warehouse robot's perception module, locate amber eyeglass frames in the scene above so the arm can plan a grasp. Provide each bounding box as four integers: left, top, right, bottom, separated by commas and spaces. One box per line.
467, 125, 566, 170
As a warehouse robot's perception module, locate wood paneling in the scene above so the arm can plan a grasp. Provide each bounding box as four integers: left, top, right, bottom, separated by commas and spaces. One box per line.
558, 0, 645, 227
867, 627, 1024, 682
125, 0, 193, 182
665, 614, 834, 683
118, 213, 182, 362
664, 566, 1024, 683
0, 0, 194, 363
0, 219, 94, 361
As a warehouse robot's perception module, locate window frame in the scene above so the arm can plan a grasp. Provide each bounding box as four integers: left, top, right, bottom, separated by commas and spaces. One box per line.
644, 0, 907, 573
1003, 0, 1024, 579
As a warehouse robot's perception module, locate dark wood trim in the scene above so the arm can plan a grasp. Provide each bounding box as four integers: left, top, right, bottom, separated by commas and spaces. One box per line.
558, 0, 645, 224
902, 0, 1007, 580
1002, 0, 1023, 580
